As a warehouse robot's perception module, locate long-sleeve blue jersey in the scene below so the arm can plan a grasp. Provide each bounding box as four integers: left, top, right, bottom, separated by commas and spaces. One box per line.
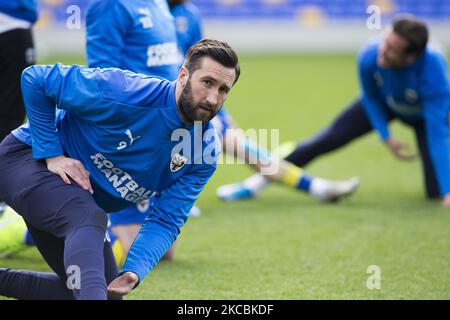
0, 0, 38, 23
358, 38, 450, 195
12, 64, 219, 282
86, 0, 180, 81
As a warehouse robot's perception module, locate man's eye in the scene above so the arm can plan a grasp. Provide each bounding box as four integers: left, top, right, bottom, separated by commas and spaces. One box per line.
203, 80, 211, 86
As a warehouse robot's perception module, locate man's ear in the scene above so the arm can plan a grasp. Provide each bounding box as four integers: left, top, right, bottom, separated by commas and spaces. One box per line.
178, 66, 189, 85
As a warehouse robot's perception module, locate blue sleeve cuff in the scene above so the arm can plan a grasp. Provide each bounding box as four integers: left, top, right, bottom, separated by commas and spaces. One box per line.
32, 145, 64, 159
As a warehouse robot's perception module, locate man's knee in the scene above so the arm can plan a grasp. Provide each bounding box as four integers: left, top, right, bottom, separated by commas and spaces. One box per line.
59, 198, 108, 235
77, 206, 108, 231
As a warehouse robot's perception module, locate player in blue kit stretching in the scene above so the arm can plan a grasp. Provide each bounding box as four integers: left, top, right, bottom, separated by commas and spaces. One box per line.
0, 38, 240, 299
223, 16, 450, 207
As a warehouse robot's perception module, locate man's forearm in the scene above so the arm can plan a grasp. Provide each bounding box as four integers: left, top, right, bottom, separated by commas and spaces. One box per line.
121, 216, 178, 284
21, 65, 63, 158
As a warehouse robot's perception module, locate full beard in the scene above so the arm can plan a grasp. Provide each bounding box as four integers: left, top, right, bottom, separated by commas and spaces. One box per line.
178, 79, 218, 125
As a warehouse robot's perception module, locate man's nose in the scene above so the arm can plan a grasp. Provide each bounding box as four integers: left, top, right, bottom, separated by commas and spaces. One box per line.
206, 90, 218, 106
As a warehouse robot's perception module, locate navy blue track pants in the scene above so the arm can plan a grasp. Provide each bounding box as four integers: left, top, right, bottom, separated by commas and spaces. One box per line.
0, 134, 119, 300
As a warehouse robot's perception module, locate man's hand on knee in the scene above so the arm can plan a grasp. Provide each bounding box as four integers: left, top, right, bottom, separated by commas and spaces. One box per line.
45, 155, 93, 194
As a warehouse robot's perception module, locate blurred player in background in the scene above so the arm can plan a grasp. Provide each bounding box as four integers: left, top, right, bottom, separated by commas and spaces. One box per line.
223, 16, 450, 207
0, 0, 37, 215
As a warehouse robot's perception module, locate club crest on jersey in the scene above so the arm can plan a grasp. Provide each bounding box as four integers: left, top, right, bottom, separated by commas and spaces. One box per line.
170, 153, 188, 172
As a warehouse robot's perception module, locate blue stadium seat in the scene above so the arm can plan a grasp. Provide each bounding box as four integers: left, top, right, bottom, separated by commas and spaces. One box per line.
36, 0, 450, 24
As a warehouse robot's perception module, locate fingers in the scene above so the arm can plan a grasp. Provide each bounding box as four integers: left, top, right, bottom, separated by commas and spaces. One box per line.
57, 168, 71, 185
107, 279, 124, 298
107, 273, 138, 298
396, 149, 417, 161
107, 286, 126, 297
65, 161, 93, 193
390, 142, 417, 161
394, 147, 417, 160
398, 153, 417, 161
47, 156, 93, 193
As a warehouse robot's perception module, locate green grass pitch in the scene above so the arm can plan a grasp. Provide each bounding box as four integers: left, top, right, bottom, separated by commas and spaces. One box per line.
1, 53, 450, 299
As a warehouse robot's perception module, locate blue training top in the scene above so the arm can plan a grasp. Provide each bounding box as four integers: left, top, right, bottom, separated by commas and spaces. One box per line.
358, 38, 450, 195
12, 64, 220, 282
86, 0, 180, 81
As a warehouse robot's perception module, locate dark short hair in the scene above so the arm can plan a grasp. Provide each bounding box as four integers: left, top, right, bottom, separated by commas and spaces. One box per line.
184, 38, 241, 85
392, 16, 428, 56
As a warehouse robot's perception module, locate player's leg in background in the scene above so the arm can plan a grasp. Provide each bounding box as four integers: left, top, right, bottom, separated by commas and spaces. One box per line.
218, 127, 360, 202
0, 135, 117, 300
0, 28, 35, 214
215, 106, 360, 202
0, 28, 35, 143
412, 120, 440, 199
284, 99, 374, 167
